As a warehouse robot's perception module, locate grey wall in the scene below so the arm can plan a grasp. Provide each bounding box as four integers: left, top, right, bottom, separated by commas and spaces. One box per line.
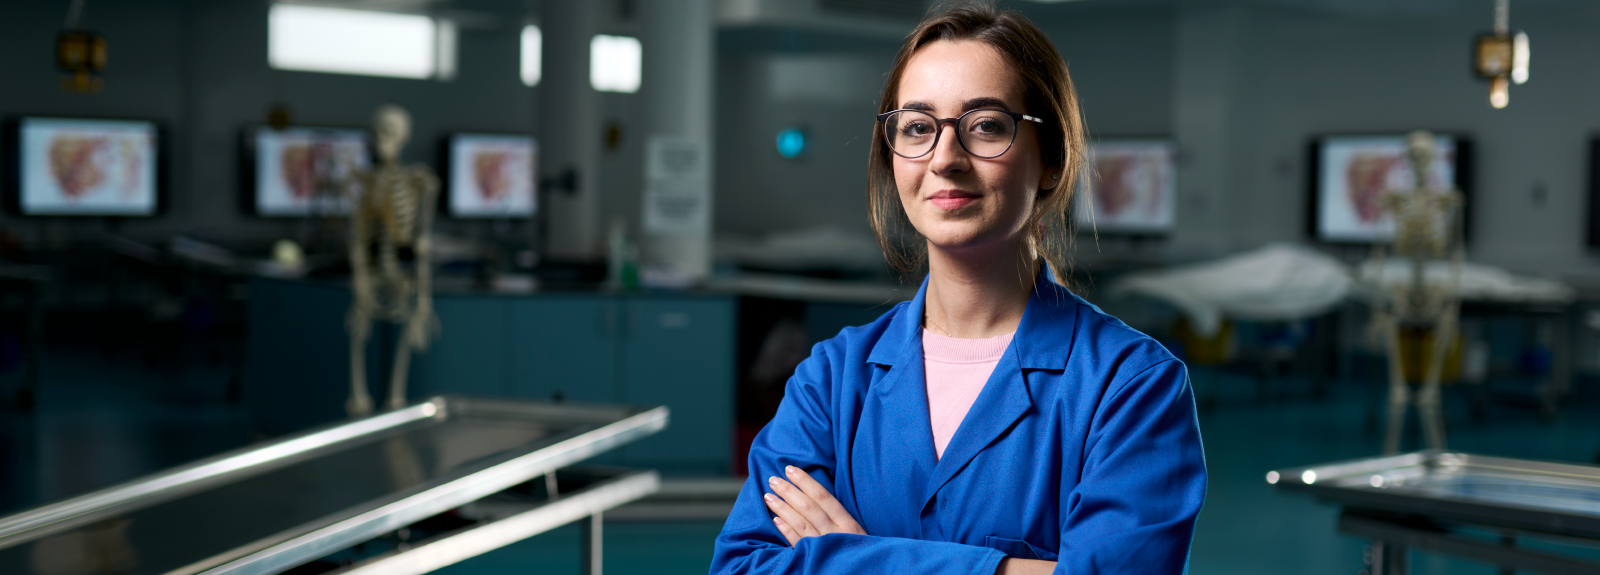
713, 1, 1600, 279
7, 0, 1599, 279
0, 0, 540, 250
1074, 1, 1600, 276
1193, 3, 1600, 276
711, 5, 1179, 240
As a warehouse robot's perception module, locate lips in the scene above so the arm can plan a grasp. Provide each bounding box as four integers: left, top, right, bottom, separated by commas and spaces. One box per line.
928, 189, 979, 211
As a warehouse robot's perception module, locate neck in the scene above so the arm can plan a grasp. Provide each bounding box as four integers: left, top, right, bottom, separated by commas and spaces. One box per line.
922, 238, 1037, 339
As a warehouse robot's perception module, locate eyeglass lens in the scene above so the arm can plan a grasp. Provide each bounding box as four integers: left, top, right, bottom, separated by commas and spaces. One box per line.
884, 110, 1018, 159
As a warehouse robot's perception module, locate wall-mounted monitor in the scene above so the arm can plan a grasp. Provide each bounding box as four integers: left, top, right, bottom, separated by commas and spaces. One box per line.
244, 125, 370, 217
1307, 133, 1474, 243
1075, 138, 1176, 234
445, 133, 537, 219
5, 117, 162, 217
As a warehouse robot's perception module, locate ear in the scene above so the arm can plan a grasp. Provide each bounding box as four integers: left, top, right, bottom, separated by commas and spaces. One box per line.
1038, 165, 1062, 192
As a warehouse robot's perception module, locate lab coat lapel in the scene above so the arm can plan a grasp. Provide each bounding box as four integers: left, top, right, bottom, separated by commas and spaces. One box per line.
922, 347, 1030, 505
867, 276, 939, 478
920, 274, 1077, 505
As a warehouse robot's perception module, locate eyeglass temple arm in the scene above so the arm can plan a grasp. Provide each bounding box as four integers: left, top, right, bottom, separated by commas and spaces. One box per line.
875, 110, 1047, 123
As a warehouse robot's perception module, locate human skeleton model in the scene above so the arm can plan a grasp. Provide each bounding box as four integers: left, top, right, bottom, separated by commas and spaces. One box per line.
1369, 130, 1465, 454
346, 105, 440, 417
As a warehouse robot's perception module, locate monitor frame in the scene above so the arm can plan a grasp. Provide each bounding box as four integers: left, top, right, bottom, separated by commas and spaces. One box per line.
239, 123, 374, 219
2, 115, 169, 218
1304, 131, 1475, 245
439, 131, 538, 220
1587, 137, 1600, 249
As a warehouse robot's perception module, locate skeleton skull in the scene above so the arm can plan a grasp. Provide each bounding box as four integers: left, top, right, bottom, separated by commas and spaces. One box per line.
373, 105, 412, 164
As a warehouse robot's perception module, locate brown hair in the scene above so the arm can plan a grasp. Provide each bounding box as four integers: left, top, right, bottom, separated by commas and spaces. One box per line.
867, 0, 1086, 287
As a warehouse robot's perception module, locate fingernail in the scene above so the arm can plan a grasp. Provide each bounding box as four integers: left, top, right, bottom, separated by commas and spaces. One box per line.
786, 465, 797, 475
768, 476, 778, 485
763, 493, 775, 502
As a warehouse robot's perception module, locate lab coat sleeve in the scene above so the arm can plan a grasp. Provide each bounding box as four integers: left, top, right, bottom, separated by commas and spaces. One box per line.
1057, 358, 1207, 574
710, 343, 1007, 575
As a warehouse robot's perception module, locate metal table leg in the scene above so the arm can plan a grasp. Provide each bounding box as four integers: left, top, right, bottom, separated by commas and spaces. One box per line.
1367, 540, 1408, 575
581, 512, 602, 575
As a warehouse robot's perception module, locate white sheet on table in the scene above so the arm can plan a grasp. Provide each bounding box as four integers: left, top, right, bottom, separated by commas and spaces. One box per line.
1356, 259, 1574, 304
1109, 243, 1353, 337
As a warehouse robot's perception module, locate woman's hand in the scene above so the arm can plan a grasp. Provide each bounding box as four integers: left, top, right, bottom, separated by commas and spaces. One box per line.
763, 465, 867, 546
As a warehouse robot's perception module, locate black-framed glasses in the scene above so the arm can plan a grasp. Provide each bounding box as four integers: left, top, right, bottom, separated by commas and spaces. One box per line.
877, 108, 1045, 159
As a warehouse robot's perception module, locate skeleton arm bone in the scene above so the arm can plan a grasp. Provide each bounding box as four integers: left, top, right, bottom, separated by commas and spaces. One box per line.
406, 168, 441, 351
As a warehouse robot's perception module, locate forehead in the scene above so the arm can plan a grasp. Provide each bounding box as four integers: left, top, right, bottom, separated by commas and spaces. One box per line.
897, 39, 1023, 110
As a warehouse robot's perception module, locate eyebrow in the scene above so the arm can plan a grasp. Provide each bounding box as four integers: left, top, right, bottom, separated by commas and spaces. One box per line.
899, 97, 1013, 114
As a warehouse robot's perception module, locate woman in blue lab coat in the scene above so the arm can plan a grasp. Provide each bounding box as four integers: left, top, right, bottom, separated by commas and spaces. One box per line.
710, 4, 1206, 574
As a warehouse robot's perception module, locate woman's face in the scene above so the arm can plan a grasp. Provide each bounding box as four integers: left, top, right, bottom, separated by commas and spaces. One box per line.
892, 39, 1051, 254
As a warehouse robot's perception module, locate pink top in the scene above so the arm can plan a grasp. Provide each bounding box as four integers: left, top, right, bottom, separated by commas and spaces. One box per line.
922, 328, 1014, 460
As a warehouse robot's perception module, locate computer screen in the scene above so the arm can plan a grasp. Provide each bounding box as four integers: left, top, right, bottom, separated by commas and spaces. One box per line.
251, 126, 370, 217
447, 133, 537, 219
1310, 134, 1464, 243
1076, 139, 1176, 234
16, 117, 159, 216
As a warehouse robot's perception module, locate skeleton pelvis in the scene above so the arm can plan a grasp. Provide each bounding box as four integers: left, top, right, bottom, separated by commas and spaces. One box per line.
1396, 326, 1463, 385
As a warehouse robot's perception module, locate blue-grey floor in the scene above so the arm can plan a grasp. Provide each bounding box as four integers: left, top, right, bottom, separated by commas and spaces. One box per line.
2, 347, 1598, 574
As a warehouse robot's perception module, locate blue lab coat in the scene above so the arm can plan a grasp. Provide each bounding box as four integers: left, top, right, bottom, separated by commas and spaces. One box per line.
711, 274, 1206, 574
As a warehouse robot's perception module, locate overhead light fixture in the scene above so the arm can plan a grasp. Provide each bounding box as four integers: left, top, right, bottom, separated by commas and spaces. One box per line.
57, 0, 106, 93
1472, 0, 1529, 109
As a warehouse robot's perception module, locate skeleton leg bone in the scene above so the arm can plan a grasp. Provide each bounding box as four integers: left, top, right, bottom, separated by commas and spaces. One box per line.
1419, 309, 1457, 451
347, 308, 375, 418
1383, 317, 1410, 455
385, 321, 416, 411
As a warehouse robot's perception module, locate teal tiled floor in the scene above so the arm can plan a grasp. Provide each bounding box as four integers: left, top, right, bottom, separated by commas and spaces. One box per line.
4, 349, 1599, 573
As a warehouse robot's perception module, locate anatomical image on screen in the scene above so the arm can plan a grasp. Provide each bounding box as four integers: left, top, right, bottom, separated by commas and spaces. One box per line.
448, 134, 536, 218
1076, 140, 1176, 233
1317, 135, 1456, 242
255, 127, 370, 216
20, 118, 158, 216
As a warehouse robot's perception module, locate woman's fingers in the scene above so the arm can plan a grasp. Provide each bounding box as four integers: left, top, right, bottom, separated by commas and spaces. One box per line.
768, 474, 834, 534
782, 466, 866, 535
763, 492, 819, 539
772, 517, 802, 547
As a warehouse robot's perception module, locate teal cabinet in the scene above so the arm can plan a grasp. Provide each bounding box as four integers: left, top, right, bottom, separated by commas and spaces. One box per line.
509, 296, 620, 403
410, 297, 511, 398
619, 297, 736, 474
243, 278, 380, 436
244, 281, 736, 474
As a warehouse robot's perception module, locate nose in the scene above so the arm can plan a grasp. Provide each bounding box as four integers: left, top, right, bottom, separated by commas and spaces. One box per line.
928, 121, 970, 177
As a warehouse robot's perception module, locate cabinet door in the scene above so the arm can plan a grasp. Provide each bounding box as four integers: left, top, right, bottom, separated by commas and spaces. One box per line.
243, 278, 379, 436
619, 297, 735, 474
509, 296, 620, 404
410, 297, 511, 399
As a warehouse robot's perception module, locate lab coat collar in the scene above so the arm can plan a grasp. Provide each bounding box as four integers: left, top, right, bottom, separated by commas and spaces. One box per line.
866, 270, 1080, 372
864, 270, 1082, 511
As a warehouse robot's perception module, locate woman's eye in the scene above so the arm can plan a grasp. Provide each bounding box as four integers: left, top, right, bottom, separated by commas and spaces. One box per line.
902, 122, 933, 137
972, 120, 1006, 134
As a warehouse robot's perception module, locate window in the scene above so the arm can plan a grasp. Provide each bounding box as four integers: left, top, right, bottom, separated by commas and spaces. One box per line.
521, 25, 542, 86
590, 34, 641, 93
268, 4, 454, 80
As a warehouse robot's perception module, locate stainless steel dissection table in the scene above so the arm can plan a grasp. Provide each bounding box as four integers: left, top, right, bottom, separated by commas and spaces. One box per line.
0, 396, 668, 575
1270, 451, 1600, 575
